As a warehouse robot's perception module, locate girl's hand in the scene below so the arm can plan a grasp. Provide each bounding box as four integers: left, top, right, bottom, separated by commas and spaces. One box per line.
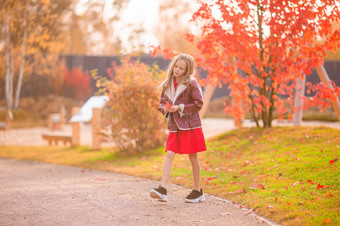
164, 105, 180, 113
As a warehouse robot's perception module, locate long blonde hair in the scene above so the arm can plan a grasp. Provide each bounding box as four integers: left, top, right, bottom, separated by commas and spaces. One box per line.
161, 54, 196, 90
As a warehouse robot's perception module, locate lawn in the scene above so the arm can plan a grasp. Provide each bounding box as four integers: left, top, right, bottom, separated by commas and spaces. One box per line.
0, 126, 339, 225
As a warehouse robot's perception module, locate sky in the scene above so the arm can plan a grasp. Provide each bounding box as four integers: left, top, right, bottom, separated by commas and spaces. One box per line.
76, 0, 161, 53
118, 0, 160, 52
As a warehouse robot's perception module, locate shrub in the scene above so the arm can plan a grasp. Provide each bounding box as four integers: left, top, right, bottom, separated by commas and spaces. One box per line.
92, 57, 167, 154
62, 66, 91, 100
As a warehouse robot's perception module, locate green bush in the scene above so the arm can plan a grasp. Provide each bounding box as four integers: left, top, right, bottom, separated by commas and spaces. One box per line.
92, 57, 167, 154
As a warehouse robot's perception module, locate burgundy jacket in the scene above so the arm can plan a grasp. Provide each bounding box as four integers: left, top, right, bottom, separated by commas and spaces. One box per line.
159, 78, 203, 132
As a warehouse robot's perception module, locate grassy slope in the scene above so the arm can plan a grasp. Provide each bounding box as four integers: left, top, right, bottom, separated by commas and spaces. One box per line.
0, 126, 339, 225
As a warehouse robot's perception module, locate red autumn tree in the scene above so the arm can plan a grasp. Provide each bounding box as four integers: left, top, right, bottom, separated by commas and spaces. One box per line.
184, 0, 340, 128
62, 66, 91, 100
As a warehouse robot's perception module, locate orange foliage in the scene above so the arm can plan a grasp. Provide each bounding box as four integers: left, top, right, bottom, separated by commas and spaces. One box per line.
153, 0, 340, 127
93, 56, 167, 153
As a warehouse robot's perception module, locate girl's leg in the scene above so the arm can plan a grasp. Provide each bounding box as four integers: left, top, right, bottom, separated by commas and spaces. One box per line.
161, 151, 176, 188
189, 153, 201, 191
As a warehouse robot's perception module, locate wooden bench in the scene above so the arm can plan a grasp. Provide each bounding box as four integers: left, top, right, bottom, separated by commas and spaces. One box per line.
48, 105, 66, 131
42, 133, 72, 146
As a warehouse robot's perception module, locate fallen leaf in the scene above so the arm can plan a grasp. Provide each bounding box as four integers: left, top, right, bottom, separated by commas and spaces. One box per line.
329, 157, 338, 164
326, 192, 333, 197
255, 184, 265, 189
317, 184, 324, 190
307, 180, 314, 185
322, 218, 331, 224
207, 176, 215, 180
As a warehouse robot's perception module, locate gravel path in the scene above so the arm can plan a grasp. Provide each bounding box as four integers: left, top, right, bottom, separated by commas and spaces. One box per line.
0, 158, 276, 226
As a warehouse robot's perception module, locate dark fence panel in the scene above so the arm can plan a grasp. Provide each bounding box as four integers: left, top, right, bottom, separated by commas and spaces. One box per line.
60, 54, 171, 95
60, 55, 340, 101
2, 54, 337, 103
306, 61, 340, 96
60, 54, 230, 100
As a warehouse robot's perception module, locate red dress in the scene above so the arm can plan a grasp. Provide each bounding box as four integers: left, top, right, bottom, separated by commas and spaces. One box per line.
165, 79, 207, 154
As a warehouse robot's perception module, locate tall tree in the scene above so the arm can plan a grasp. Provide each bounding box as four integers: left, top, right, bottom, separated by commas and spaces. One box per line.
188, 0, 340, 128
156, 0, 198, 54
14, 0, 28, 109
61, 0, 129, 55
0, 0, 72, 109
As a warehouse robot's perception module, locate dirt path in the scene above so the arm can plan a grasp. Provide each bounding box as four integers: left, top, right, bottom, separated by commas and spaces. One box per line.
0, 158, 277, 226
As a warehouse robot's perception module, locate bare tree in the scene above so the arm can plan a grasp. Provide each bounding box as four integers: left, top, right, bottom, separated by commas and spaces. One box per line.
1, 0, 72, 109
4, 11, 13, 110
64, 0, 130, 55
14, 0, 28, 109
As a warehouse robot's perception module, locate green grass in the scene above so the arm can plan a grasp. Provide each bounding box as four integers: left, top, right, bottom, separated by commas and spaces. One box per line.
302, 110, 339, 122
0, 109, 47, 128
0, 126, 339, 225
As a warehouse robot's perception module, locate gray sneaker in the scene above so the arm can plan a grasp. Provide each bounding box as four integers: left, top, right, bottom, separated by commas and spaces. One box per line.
150, 185, 168, 202
185, 189, 205, 203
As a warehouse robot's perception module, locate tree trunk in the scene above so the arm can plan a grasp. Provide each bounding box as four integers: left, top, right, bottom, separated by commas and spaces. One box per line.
293, 76, 306, 126
200, 84, 216, 118
14, 1, 28, 109
257, 1, 270, 128
10, 50, 14, 106
229, 56, 243, 128
316, 65, 340, 120
248, 86, 260, 127
5, 12, 13, 110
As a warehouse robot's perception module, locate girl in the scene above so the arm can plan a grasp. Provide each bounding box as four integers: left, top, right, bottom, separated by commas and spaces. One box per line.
150, 54, 207, 203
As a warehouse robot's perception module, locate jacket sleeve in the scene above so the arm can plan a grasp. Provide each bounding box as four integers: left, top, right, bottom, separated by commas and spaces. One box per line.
181, 79, 203, 116
159, 89, 169, 118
